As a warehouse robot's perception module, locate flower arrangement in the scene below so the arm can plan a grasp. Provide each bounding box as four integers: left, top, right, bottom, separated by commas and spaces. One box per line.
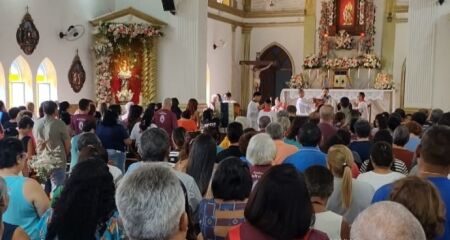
100, 23, 163, 43
364, 1, 376, 52
374, 73, 394, 89
335, 30, 353, 50
287, 74, 309, 89
362, 54, 381, 69
117, 89, 134, 103
303, 54, 321, 69
319, 0, 335, 56
28, 147, 65, 183
324, 57, 360, 69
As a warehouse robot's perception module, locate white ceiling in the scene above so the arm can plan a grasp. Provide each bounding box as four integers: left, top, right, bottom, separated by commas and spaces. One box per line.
251, 0, 305, 11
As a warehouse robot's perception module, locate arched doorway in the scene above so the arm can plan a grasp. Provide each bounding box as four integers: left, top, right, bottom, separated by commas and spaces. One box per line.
259, 44, 293, 102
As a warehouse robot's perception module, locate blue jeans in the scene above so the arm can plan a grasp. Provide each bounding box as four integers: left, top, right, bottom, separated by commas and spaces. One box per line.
45, 168, 67, 195
107, 149, 126, 173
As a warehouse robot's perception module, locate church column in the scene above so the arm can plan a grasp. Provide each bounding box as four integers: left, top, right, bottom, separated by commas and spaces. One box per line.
405, 0, 437, 109
381, 0, 396, 74
243, 0, 251, 12
231, 25, 241, 106
303, 0, 316, 56
240, 26, 252, 108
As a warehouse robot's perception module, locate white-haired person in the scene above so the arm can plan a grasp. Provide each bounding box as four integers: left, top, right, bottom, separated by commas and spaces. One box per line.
246, 133, 276, 183
0, 176, 29, 239
351, 201, 426, 240
265, 122, 297, 165
116, 164, 188, 240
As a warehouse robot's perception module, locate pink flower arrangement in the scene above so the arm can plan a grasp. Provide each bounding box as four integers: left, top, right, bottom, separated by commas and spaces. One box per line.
324, 57, 360, 69
374, 73, 394, 89
362, 54, 381, 69
335, 30, 353, 50
287, 74, 309, 89
303, 54, 321, 69
102, 23, 163, 42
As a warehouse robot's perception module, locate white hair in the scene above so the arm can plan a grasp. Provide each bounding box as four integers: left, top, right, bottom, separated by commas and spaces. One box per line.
116, 163, 185, 240
265, 122, 284, 140
163, 98, 172, 109
351, 201, 426, 240
246, 133, 276, 165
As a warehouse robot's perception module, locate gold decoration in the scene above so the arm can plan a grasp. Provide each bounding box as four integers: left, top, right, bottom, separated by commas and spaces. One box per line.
141, 39, 157, 105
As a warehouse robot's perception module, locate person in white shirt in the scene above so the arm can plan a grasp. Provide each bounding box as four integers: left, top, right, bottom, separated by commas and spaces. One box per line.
257, 98, 277, 126
356, 92, 369, 120
296, 88, 312, 116
246, 92, 262, 129
357, 141, 405, 190
304, 165, 350, 240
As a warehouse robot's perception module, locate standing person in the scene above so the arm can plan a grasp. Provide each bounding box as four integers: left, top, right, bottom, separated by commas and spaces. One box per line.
33, 101, 70, 190
3, 107, 20, 137
70, 99, 95, 135
171, 98, 182, 120
296, 88, 312, 116
96, 110, 131, 173
0, 100, 10, 125
17, 117, 35, 176
356, 92, 369, 120
153, 98, 178, 137
318, 105, 337, 149
246, 92, 262, 130
185, 98, 200, 127
126, 105, 143, 134
257, 98, 276, 126
177, 111, 198, 132
26, 102, 35, 118
130, 103, 156, 152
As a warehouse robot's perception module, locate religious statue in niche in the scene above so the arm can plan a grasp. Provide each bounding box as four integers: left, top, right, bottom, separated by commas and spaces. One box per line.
342, 1, 355, 26
68, 50, 86, 93
16, 7, 40, 55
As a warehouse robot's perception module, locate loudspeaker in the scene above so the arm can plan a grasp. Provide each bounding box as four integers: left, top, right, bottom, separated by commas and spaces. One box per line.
162, 0, 176, 14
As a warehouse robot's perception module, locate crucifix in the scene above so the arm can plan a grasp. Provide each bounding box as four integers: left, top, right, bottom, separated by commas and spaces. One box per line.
239, 52, 276, 92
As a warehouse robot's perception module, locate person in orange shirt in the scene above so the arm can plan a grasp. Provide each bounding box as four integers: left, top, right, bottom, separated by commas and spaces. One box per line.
266, 122, 298, 165
177, 110, 198, 132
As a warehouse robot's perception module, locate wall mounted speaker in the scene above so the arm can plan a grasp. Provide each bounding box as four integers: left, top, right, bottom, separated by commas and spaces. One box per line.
162, 0, 176, 15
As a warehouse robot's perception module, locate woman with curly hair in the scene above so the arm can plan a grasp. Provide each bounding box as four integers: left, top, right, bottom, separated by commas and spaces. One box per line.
186, 98, 200, 127
38, 159, 123, 240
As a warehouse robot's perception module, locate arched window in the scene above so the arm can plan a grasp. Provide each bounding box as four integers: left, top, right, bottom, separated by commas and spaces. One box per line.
36, 58, 57, 106
8, 56, 33, 108
0, 63, 5, 105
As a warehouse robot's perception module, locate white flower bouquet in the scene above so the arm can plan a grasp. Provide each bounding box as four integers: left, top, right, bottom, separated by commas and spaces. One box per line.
287, 74, 309, 89
117, 89, 134, 102
374, 73, 395, 89
28, 146, 65, 183
335, 30, 353, 50
303, 54, 321, 69
362, 54, 381, 69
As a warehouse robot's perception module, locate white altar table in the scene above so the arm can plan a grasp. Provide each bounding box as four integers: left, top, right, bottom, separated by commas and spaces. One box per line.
280, 89, 395, 120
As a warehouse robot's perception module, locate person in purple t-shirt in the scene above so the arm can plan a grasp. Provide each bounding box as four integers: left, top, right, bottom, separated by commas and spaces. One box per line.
318, 105, 337, 150
71, 99, 95, 135
152, 98, 178, 137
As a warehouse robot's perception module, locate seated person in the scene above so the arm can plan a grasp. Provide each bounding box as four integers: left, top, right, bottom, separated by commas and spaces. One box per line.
349, 119, 373, 163
199, 157, 252, 240
304, 166, 350, 240
217, 122, 243, 163
177, 110, 198, 132
265, 122, 297, 165
246, 133, 276, 183
392, 125, 414, 170
0, 176, 29, 240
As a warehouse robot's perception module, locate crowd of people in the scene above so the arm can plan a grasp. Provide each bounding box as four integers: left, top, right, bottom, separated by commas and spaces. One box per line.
0, 89, 449, 239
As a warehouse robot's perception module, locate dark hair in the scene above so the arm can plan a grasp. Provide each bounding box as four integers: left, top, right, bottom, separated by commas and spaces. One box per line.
140, 103, 156, 132
412, 112, 427, 126
42, 101, 58, 116
349, 117, 359, 134
186, 134, 216, 196
371, 141, 394, 168
227, 122, 243, 143
304, 165, 334, 199
421, 125, 450, 167
286, 116, 308, 140
82, 121, 97, 132
46, 160, 115, 240
181, 110, 191, 119
78, 99, 91, 111
108, 105, 122, 117
8, 107, 20, 119
101, 110, 118, 127
0, 138, 24, 168
0, 100, 5, 112
323, 129, 352, 152
298, 122, 321, 147
203, 126, 220, 144
60, 111, 71, 125
373, 129, 393, 144
253, 92, 262, 97
140, 128, 170, 162
186, 98, 198, 116
77, 132, 102, 151
78, 144, 109, 164
245, 164, 314, 239
239, 131, 257, 156
18, 117, 34, 129
258, 116, 271, 130
286, 105, 296, 114
59, 101, 70, 112
225, 92, 232, 98
155, 103, 162, 111
172, 98, 179, 108
354, 119, 371, 138
264, 98, 272, 105
359, 92, 365, 98
334, 112, 346, 123
127, 105, 143, 132
18, 106, 26, 111
212, 157, 252, 201
172, 127, 187, 149
388, 113, 402, 132
340, 97, 350, 108
374, 113, 388, 130
394, 108, 406, 119
438, 112, 450, 127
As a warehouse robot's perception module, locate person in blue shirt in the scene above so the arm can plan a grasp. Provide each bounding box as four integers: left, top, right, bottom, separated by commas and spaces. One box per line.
372, 125, 450, 240
283, 122, 326, 172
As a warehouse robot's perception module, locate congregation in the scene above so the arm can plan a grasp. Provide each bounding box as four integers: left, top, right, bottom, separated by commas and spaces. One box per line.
0, 89, 449, 240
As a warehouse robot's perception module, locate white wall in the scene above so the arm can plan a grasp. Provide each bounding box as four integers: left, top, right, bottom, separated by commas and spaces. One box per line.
250, 26, 304, 75
251, 0, 305, 11
392, 22, 408, 109
0, 0, 114, 105
115, 0, 208, 103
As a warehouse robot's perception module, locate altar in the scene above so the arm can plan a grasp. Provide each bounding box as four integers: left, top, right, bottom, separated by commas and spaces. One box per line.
280, 88, 395, 120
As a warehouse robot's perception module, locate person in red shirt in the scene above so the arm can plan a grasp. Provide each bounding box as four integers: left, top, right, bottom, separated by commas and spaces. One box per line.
177, 111, 197, 132
152, 98, 178, 137
71, 98, 95, 135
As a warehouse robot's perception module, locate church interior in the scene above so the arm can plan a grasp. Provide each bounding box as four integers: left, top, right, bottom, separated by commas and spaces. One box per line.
1, 0, 450, 240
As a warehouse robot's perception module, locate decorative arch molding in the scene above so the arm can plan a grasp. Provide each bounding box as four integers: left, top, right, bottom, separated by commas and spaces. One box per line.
36, 57, 58, 104
9, 55, 33, 107
259, 42, 295, 75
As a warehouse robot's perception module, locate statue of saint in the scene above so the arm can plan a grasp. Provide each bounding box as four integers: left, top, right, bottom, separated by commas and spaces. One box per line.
343, 2, 354, 26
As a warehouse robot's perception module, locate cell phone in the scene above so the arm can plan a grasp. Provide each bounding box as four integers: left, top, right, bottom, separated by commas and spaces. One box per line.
169, 151, 180, 164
